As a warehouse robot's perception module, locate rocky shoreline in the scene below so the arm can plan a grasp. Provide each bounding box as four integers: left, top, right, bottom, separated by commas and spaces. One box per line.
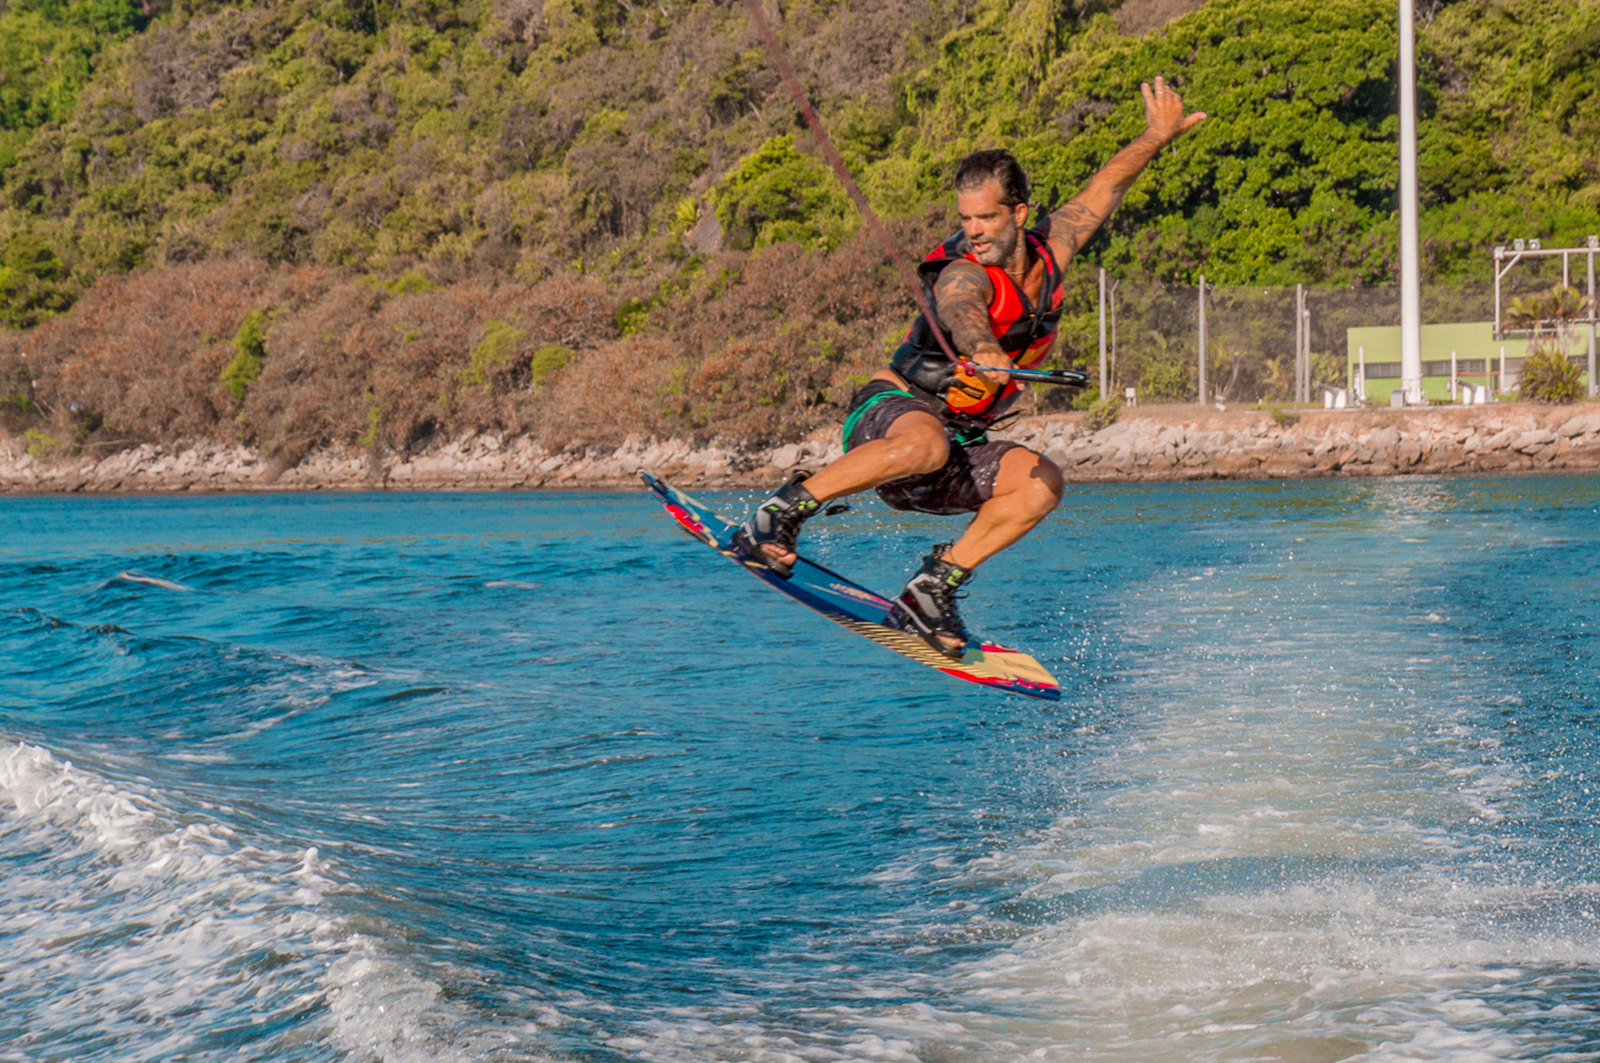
4, 403, 1600, 495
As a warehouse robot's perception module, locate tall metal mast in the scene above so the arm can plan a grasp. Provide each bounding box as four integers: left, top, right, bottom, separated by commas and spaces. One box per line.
1398, 0, 1423, 403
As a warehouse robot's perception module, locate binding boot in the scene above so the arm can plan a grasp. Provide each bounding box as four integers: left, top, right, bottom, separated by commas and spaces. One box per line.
890, 543, 973, 659
732, 475, 821, 579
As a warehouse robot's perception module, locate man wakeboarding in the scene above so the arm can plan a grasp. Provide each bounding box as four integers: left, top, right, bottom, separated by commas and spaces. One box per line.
733, 76, 1205, 659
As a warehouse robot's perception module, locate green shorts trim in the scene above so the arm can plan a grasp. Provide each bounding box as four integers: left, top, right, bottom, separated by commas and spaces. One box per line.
840, 388, 914, 452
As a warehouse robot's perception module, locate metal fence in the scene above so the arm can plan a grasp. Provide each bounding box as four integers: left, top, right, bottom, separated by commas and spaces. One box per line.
1089, 253, 1595, 405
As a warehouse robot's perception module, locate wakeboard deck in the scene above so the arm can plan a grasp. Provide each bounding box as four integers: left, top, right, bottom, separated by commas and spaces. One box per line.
639, 469, 1060, 701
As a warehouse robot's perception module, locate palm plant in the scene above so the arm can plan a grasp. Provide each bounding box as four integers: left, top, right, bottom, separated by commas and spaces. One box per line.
1506, 285, 1593, 403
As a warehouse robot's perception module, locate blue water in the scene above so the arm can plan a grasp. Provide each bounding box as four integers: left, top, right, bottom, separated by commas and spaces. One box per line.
3, 477, 1600, 1062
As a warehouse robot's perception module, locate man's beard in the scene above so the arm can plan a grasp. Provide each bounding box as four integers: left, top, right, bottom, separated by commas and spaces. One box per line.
971, 218, 1020, 267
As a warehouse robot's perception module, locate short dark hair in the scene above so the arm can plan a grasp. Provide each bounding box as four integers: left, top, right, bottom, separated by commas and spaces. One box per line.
954, 149, 1030, 208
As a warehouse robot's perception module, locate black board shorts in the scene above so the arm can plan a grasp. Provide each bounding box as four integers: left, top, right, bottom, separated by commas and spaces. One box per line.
840, 381, 1021, 516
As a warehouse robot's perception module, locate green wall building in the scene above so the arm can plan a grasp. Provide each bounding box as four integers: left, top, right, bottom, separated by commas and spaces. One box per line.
1345, 323, 1565, 403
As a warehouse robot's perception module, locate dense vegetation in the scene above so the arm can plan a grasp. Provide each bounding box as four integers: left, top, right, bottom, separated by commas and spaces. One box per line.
2, 0, 1598, 453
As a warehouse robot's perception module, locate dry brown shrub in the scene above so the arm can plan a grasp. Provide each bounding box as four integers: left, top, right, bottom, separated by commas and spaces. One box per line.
363, 288, 486, 450
1114, 0, 1207, 37
374, 285, 513, 449
512, 274, 619, 345
0, 212, 963, 459
375, 275, 618, 448
542, 335, 684, 448
0, 258, 336, 446
238, 272, 620, 455
625, 210, 945, 443
238, 282, 387, 462
819, 0, 928, 103
128, 10, 260, 123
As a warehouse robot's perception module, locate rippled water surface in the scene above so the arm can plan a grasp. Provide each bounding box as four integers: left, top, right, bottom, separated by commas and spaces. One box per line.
3, 476, 1600, 1062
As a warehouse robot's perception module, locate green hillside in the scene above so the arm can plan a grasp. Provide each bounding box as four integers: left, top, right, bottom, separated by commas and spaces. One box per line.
1, 0, 1597, 451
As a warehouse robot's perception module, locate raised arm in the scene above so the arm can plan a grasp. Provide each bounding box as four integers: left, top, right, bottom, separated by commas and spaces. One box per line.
1045, 76, 1205, 267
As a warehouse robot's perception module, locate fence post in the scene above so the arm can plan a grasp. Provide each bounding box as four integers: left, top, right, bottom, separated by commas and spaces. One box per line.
1589, 248, 1596, 398
1494, 254, 1502, 341
1098, 267, 1107, 399
1450, 349, 1457, 401
1197, 274, 1207, 406
1294, 284, 1305, 404
1303, 302, 1312, 403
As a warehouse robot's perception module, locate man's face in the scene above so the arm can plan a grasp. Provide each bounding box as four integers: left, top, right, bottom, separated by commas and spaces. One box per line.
956, 179, 1028, 267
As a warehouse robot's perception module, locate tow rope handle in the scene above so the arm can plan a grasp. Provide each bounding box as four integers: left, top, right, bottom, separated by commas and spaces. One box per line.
1003, 367, 1091, 388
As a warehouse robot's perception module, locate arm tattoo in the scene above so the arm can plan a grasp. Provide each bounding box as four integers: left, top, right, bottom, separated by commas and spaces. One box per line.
1049, 132, 1160, 262
1048, 199, 1108, 256
933, 263, 1001, 359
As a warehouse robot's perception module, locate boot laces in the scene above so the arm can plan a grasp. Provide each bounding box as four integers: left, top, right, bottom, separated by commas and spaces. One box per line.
749, 476, 816, 548
917, 547, 971, 634
927, 576, 967, 609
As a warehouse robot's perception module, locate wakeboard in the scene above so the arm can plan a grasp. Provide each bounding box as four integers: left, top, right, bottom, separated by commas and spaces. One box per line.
639, 469, 1060, 701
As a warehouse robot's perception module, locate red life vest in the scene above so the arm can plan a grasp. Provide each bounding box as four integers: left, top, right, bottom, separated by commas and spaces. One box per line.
889, 227, 1067, 420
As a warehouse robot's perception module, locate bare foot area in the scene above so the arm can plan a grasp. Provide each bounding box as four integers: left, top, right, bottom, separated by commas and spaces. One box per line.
760, 543, 796, 571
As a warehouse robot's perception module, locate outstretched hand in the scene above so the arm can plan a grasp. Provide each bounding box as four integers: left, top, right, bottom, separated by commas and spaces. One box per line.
1141, 75, 1205, 146
1044, 74, 1204, 263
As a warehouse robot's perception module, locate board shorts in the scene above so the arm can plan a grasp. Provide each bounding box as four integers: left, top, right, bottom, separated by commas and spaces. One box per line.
840, 381, 1022, 516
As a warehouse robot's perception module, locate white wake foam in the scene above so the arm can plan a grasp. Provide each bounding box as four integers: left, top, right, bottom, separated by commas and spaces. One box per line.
0, 741, 557, 1063
115, 570, 193, 591
896, 551, 1600, 1061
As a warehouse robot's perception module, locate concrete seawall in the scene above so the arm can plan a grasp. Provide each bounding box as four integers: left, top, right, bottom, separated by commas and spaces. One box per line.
4, 403, 1600, 494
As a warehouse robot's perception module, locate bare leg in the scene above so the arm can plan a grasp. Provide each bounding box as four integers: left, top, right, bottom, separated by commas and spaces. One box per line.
887, 448, 1063, 655
804, 411, 947, 500
756, 410, 948, 570
942, 448, 1063, 572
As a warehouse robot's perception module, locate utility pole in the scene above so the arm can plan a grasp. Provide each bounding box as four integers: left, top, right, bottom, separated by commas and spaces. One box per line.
1197, 275, 1207, 406
1399, 0, 1424, 404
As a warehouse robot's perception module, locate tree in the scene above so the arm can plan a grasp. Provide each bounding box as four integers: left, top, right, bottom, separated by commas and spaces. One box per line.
0, 234, 74, 327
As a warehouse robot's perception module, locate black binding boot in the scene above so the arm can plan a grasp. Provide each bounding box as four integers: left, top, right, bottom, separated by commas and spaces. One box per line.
890, 543, 973, 659
732, 475, 821, 579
